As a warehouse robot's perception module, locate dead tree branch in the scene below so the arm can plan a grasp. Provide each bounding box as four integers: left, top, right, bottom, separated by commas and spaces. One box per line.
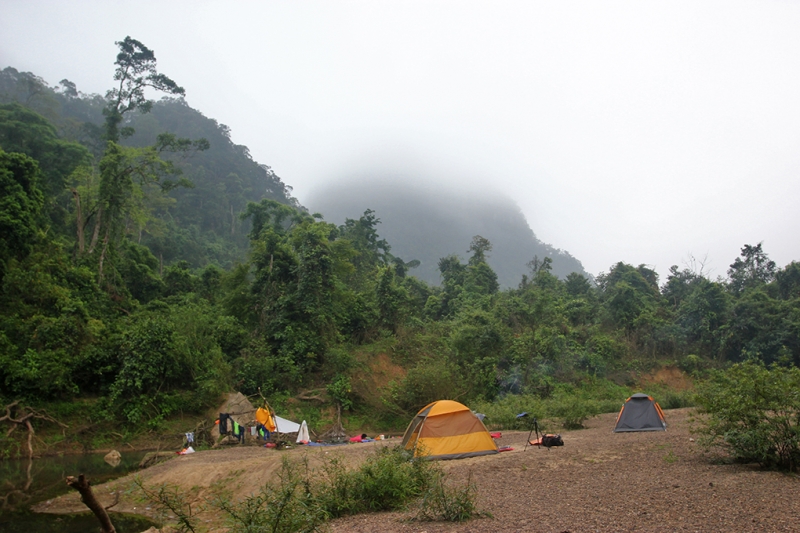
0, 401, 68, 458
66, 474, 116, 533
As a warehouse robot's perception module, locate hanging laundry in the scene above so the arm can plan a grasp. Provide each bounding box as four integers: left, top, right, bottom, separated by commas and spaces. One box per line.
232, 420, 244, 443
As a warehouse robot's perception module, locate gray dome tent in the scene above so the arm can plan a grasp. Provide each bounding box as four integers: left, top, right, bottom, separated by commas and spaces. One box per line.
613, 393, 667, 432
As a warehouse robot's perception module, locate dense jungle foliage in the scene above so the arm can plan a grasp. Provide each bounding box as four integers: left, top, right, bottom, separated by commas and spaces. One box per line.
1, 38, 799, 446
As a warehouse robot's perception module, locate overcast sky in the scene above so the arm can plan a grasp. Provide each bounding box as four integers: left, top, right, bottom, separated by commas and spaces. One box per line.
2, 1, 799, 281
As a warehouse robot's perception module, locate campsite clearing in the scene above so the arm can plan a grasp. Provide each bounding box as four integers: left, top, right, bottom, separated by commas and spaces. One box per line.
35, 408, 800, 532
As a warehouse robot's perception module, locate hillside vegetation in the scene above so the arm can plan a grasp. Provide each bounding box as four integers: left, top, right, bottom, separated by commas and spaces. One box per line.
1, 38, 799, 460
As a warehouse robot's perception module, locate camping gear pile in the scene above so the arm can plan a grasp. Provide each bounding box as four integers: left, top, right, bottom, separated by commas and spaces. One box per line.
207, 392, 310, 449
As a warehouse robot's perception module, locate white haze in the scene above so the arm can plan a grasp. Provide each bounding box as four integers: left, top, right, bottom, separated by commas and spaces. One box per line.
2, 1, 799, 282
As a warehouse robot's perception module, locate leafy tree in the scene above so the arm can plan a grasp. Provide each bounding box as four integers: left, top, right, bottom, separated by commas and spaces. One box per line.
0, 150, 44, 281
564, 272, 592, 297
0, 239, 105, 399
662, 264, 702, 309
724, 288, 798, 365
74, 38, 207, 288
103, 36, 185, 143
776, 261, 800, 300
464, 236, 499, 296
728, 243, 776, 295
695, 361, 800, 472
597, 262, 661, 333
0, 103, 91, 201
677, 278, 731, 357
338, 209, 390, 286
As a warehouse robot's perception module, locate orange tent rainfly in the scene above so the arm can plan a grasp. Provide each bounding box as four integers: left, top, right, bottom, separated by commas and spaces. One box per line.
256, 407, 276, 432
401, 400, 498, 460
613, 393, 667, 432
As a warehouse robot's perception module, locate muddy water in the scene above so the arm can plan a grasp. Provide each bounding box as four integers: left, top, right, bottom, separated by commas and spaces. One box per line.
0, 451, 157, 532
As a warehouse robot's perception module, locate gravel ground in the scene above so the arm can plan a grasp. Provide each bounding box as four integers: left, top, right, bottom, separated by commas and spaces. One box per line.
328, 408, 800, 533
37, 408, 800, 532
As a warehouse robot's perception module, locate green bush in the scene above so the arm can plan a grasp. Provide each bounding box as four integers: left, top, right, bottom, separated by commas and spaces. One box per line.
216, 457, 326, 533
415, 472, 487, 522
655, 388, 695, 410
694, 361, 800, 472
470, 394, 545, 430
549, 393, 600, 429
382, 357, 464, 414
316, 445, 438, 517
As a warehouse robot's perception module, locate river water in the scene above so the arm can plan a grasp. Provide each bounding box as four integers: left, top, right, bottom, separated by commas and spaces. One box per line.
0, 451, 157, 532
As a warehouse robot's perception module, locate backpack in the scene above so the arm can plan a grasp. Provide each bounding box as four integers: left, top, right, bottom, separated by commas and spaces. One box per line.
541, 434, 564, 447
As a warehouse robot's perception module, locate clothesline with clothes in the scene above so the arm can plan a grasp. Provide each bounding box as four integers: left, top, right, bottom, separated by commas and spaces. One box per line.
215, 410, 310, 445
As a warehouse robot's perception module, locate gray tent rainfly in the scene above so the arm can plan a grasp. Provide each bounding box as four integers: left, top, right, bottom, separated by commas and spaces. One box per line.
613, 393, 667, 432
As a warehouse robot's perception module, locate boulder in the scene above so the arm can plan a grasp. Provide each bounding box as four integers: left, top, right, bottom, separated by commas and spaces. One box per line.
103, 449, 121, 467
210, 392, 257, 446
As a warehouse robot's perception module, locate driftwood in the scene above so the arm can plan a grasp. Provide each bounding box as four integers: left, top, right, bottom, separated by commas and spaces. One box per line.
66, 474, 116, 533
139, 451, 175, 469
295, 389, 327, 403
0, 400, 67, 458
318, 404, 348, 442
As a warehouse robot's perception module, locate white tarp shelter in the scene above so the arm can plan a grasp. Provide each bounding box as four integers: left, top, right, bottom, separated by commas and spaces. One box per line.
274, 415, 301, 433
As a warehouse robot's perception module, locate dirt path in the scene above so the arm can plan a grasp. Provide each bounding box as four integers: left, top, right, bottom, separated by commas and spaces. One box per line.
35, 408, 800, 532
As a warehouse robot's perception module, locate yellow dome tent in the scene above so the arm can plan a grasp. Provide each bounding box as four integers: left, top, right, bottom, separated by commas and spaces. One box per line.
401, 400, 498, 460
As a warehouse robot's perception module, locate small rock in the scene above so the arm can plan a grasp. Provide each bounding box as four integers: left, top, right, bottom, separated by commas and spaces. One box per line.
104, 449, 121, 467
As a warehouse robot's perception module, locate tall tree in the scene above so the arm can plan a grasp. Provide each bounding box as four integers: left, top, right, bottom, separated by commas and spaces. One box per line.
78, 38, 205, 287
103, 37, 185, 143
728, 243, 776, 295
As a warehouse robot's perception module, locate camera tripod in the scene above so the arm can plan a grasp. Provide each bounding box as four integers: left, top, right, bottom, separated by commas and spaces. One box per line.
517, 412, 541, 451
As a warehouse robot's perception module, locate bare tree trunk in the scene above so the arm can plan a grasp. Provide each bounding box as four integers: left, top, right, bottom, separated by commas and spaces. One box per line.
88, 207, 103, 254
66, 474, 116, 533
98, 229, 109, 282
72, 189, 85, 253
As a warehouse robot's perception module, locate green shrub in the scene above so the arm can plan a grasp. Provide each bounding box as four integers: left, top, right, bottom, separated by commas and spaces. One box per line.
694, 361, 800, 472
657, 388, 695, 410
216, 457, 326, 533
317, 445, 438, 517
549, 393, 600, 429
382, 357, 464, 414
133, 476, 200, 533
415, 472, 487, 522
470, 394, 545, 430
